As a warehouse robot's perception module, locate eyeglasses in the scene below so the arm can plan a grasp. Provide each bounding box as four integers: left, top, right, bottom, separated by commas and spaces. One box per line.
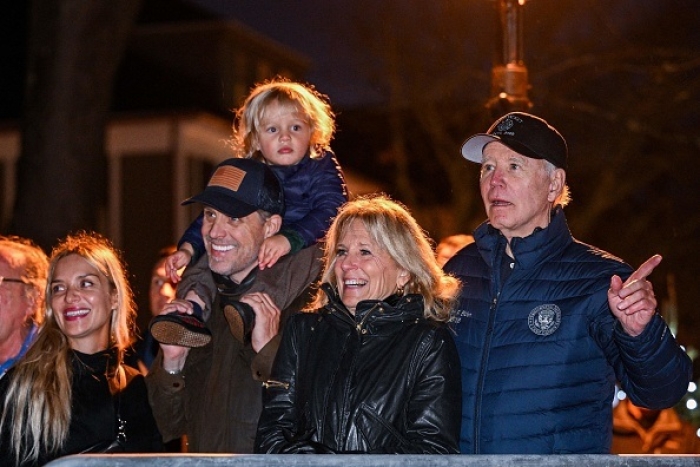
0, 276, 29, 287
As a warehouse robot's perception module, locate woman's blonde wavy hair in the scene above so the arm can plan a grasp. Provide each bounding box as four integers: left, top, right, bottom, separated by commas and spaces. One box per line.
310, 194, 461, 321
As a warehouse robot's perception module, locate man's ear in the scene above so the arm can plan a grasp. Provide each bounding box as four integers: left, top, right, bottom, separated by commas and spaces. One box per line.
547, 168, 566, 202
24, 292, 37, 320
263, 214, 283, 238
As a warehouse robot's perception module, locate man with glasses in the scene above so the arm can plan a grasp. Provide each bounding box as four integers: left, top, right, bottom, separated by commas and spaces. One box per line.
0, 236, 48, 378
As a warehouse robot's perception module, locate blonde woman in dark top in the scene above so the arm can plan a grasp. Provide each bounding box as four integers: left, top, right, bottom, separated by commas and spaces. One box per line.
0, 232, 163, 466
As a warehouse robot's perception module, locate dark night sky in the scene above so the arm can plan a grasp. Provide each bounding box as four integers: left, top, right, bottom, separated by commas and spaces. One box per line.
184, 0, 383, 108
181, 0, 700, 110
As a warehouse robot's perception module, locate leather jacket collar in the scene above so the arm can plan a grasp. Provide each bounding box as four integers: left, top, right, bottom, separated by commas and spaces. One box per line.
320, 283, 425, 334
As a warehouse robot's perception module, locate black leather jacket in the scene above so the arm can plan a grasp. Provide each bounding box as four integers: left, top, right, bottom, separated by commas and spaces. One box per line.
255, 284, 462, 454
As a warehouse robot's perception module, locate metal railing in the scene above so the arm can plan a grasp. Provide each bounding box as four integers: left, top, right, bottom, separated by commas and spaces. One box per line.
46, 453, 700, 467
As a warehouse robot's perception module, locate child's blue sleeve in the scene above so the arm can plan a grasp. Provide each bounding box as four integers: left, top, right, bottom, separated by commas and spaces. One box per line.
178, 213, 205, 265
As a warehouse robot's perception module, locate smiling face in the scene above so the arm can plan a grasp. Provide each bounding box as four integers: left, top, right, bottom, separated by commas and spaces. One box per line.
254, 99, 312, 166
479, 142, 564, 242
333, 219, 408, 314
50, 254, 117, 354
202, 207, 281, 283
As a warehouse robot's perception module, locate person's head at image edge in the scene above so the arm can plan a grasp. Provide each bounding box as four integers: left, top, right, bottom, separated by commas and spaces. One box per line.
233, 77, 335, 166
0, 232, 136, 464
182, 157, 285, 282
310, 193, 461, 321
436, 234, 475, 268
0, 236, 48, 367
461, 112, 571, 241
149, 245, 177, 317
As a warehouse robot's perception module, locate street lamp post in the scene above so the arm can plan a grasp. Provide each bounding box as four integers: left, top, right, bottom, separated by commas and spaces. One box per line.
486, 0, 532, 118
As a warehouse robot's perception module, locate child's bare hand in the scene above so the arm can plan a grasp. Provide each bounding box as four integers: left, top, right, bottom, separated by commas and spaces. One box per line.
258, 235, 291, 270
165, 249, 191, 283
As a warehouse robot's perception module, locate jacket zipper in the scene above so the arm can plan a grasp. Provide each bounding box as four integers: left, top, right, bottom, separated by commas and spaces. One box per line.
262, 380, 290, 390
356, 303, 381, 335
474, 236, 509, 453
474, 293, 498, 454
334, 302, 381, 448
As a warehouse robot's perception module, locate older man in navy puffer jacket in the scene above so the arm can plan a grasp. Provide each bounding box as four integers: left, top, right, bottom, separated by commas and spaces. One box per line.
445, 112, 692, 454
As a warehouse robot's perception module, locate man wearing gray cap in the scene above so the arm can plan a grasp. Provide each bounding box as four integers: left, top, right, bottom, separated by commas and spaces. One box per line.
146, 158, 322, 453
444, 112, 691, 454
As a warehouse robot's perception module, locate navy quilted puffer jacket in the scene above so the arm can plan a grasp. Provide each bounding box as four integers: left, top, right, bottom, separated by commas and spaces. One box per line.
268, 151, 347, 248
444, 207, 692, 454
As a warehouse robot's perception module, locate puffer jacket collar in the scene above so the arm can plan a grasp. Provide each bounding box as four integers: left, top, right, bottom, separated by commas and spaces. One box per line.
320, 283, 425, 335
268, 152, 312, 183
474, 205, 574, 271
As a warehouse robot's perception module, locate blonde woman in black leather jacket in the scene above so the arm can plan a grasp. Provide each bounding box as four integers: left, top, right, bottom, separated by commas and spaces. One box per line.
256, 194, 462, 454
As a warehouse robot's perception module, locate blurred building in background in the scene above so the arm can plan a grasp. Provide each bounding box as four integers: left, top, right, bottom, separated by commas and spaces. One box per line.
0, 0, 382, 334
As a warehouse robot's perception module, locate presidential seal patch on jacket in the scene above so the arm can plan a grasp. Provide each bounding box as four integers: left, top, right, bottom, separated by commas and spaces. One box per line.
528, 304, 561, 336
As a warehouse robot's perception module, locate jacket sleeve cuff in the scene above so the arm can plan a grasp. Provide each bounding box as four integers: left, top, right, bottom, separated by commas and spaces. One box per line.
251, 334, 281, 381
279, 228, 306, 255
613, 313, 663, 347
145, 353, 188, 442
614, 313, 679, 378
147, 356, 186, 393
